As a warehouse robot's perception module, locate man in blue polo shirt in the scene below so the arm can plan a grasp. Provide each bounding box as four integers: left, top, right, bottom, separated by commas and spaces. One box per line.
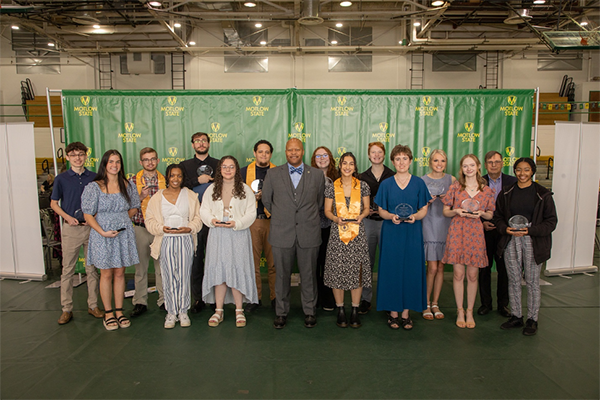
51, 142, 103, 325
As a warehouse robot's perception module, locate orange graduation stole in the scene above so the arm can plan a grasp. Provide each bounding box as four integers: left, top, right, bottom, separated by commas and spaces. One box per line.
334, 177, 361, 245
135, 170, 166, 219
245, 161, 275, 218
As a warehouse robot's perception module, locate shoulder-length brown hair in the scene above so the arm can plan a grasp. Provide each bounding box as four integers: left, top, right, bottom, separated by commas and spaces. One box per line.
212, 156, 246, 201
458, 153, 486, 191
310, 146, 339, 181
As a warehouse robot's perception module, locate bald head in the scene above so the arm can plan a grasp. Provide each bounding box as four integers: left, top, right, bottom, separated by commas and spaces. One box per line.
286, 139, 304, 167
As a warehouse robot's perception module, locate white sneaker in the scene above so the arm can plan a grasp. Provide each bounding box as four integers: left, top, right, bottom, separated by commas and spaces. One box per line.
179, 313, 191, 328
164, 313, 177, 329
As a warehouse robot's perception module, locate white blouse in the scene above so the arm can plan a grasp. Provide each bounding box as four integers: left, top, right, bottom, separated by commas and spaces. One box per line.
161, 190, 190, 236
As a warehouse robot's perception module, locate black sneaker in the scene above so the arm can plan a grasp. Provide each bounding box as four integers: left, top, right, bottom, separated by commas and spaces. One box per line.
358, 300, 371, 315
130, 304, 147, 318
500, 315, 524, 330
522, 319, 538, 336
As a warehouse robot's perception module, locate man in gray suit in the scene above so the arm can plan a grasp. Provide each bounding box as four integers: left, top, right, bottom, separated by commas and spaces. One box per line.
262, 138, 325, 329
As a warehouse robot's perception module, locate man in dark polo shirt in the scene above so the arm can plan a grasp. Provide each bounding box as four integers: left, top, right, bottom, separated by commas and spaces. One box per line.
51, 142, 103, 325
240, 140, 276, 312
180, 132, 219, 313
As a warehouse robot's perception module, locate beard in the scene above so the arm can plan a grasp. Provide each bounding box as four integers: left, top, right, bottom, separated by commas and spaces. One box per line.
195, 148, 208, 156
256, 160, 270, 167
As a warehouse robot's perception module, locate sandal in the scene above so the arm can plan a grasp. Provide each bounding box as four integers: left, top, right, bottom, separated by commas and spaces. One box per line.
422, 303, 434, 320
432, 303, 445, 320
456, 308, 466, 328
115, 308, 130, 328
387, 315, 400, 330
208, 309, 224, 327
235, 309, 246, 328
466, 308, 476, 329
103, 309, 119, 331
401, 317, 414, 330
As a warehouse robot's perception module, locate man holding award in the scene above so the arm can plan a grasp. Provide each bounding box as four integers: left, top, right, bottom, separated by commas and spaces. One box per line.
479, 150, 517, 317
240, 140, 277, 313
180, 132, 219, 313
262, 138, 325, 329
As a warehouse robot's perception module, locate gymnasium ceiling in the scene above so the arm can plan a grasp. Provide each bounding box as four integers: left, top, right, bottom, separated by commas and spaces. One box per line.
2, 0, 599, 55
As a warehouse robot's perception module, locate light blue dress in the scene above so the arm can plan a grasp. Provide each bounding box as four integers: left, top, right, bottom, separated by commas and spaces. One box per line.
81, 182, 140, 269
421, 174, 453, 261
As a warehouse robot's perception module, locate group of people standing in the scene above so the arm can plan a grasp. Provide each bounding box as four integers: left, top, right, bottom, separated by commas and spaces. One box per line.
51, 135, 557, 336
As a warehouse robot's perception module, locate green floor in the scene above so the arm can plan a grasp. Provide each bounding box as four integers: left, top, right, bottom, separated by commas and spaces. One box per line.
2, 252, 599, 399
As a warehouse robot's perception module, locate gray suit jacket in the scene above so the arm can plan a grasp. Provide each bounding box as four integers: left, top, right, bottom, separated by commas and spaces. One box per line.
262, 163, 325, 249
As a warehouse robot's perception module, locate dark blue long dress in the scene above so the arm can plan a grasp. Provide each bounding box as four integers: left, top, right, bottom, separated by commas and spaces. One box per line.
374, 175, 431, 312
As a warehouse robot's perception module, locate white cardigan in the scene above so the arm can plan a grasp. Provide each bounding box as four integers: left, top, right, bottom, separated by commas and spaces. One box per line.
145, 188, 203, 260
200, 183, 256, 231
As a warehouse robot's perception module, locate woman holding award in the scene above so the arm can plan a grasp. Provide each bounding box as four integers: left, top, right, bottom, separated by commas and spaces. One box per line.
493, 157, 557, 336
311, 146, 339, 311
442, 154, 495, 329
145, 164, 203, 329
323, 152, 371, 328
421, 149, 456, 321
200, 156, 258, 328
375, 145, 431, 330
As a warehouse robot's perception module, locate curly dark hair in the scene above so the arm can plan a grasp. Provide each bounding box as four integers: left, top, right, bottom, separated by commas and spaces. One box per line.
310, 146, 339, 181
94, 150, 131, 204
336, 152, 360, 189
165, 163, 186, 188
212, 156, 246, 201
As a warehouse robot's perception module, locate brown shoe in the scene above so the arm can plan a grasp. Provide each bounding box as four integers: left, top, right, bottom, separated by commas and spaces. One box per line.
58, 311, 73, 325
88, 307, 105, 319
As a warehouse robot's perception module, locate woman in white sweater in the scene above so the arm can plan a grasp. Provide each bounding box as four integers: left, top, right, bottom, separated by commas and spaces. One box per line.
145, 164, 202, 329
200, 156, 258, 328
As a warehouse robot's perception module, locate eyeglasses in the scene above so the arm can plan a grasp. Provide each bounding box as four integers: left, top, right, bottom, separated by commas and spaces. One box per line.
193, 139, 208, 144
315, 154, 329, 159
68, 153, 86, 159
221, 165, 236, 171
486, 161, 502, 165
141, 157, 158, 163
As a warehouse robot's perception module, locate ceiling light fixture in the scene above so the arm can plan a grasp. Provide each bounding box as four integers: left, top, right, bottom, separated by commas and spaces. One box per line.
331, 40, 338, 45
148, 1, 162, 7
244, 2, 257, 7
174, 23, 181, 28
431, 0, 444, 6
340, 1, 352, 7
533, 0, 545, 4
93, 24, 101, 29
48, 42, 55, 47
580, 21, 589, 26
188, 41, 196, 45
255, 23, 263, 28
336, 22, 343, 27
413, 21, 421, 27
260, 40, 267, 45
11, 25, 19, 30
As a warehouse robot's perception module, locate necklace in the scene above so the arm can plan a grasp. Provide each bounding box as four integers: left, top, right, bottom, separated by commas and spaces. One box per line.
395, 174, 411, 187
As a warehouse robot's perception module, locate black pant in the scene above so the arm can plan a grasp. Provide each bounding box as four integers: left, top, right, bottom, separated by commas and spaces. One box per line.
191, 224, 210, 302
316, 227, 335, 309
478, 229, 509, 309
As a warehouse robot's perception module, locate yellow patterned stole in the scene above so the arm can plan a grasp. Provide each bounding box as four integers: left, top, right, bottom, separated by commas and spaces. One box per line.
334, 177, 361, 244
135, 170, 166, 219
245, 161, 275, 217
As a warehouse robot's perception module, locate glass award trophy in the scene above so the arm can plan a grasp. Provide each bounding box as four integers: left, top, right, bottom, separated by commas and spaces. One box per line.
509, 215, 531, 231
427, 181, 445, 198
394, 203, 414, 221
250, 179, 263, 194
140, 176, 157, 190
164, 215, 183, 229
461, 198, 480, 215
197, 165, 213, 177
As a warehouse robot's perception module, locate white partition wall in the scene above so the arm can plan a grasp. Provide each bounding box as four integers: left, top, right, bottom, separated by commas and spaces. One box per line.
545, 122, 600, 276
0, 123, 46, 280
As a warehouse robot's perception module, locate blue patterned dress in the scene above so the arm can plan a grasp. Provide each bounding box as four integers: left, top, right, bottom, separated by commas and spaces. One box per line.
81, 182, 140, 269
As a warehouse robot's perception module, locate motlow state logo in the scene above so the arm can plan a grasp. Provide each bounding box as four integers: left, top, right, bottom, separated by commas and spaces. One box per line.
118, 122, 142, 143
456, 122, 480, 143
245, 96, 269, 116
246, 157, 256, 163
414, 147, 431, 167
371, 122, 396, 142
208, 122, 228, 143
415, 96, 438, 117
161, 96, 185, 117
74, 96, 97, 116
503, 146, 517, 167
161, 147, 185, 165
83, 147, 99, 168
499, 95, 524, 116
333, 147, 347, 165
288, 122, 311, 142
331, 96, 354, 117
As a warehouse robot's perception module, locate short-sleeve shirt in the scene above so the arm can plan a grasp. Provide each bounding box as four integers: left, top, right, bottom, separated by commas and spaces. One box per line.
50, 168, 97, 217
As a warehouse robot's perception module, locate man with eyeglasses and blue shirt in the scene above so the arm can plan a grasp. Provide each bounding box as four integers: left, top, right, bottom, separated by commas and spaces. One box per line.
180, 132, 219, 313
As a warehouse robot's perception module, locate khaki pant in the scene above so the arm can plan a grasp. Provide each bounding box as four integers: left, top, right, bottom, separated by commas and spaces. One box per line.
132, 225, 164, 306
250, 218, 276, 301
60, 224, 100, 312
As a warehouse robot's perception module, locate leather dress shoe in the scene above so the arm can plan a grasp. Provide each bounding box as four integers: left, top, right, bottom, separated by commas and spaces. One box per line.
304, 314, 317, 328
498, 305, 511, 317
477, 305, 492, 315
88, 307, 105, 319
130, 304, 147, 318
336, 306, 348, 328
349, 307, 362, 328
358, 300, 371, 315
244, 301, 262, 313
58, 311, 73, 325
191, 300, 205, 314
273, 315, 287, 329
